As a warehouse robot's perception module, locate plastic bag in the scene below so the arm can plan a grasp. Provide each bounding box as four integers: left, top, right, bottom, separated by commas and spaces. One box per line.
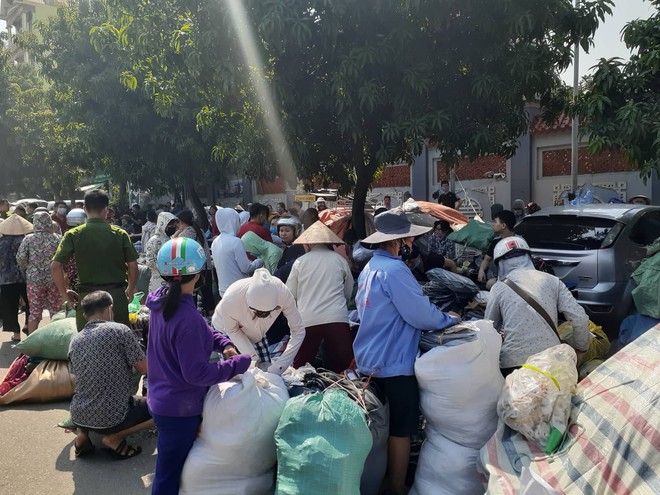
422, 268, 479, 313
497, 344, 578, 452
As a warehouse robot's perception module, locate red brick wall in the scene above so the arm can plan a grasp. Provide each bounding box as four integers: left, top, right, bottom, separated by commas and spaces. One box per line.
541, 148, 635, 177
437, 155, 507, 181
257, 177, 287, 194
372, 164, 411, 188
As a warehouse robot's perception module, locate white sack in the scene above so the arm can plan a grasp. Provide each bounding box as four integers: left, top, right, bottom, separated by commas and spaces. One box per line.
409, 429, 482, 495
180, 368, 289, 495
414, 319, 503, 449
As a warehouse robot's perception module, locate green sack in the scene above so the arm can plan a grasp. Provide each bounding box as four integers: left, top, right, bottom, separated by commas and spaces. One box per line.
50, 308, 76, 322
631, 250, 660, 319
447, 219, 496, 252
275, 390, 373, 495
14, 318, 77, 360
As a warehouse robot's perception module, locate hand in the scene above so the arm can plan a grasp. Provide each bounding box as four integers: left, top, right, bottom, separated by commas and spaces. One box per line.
448, 311, 462, 323
62, 290, 78, 307
125, 286, 136, 302
222, 346, 239, 359
478, 269, 486, 283
253, 259, 265, 269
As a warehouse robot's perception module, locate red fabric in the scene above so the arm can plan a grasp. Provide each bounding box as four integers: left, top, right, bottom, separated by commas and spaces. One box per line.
319, 208, 354, 240
238, 221, 273, 243
0, 354, 30, 396
415, 200, 469, 225
210, 216, 220, 237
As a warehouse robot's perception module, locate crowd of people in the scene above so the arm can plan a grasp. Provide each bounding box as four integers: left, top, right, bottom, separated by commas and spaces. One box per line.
0, 188, 597, 495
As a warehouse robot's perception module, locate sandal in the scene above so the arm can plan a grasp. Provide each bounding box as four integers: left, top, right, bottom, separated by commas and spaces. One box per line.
10, 336, 20, 343
107, 439, 142, 461
74, 437, 95, 457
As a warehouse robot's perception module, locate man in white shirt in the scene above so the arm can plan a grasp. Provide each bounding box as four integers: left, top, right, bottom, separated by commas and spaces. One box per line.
212, 268, 305, 375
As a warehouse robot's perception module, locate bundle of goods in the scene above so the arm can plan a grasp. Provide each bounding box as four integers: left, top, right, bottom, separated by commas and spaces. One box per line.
278, 366, 390, 495
275, 390, 372, 495
497, 344, 578, 454
619, 313, 660, 347
422, 268, 479, 314
480, 327, 660, 494
447, 218, 495, 252
556, 320, 611, 380
180, 368, 289, 495
401, 199, 469, 227
1, 311, 78, 405
631, 239, 660, 319
410, 320, 503, 495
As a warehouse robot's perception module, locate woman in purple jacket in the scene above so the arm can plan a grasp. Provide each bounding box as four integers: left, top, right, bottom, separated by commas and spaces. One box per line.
147, 237, 251, 495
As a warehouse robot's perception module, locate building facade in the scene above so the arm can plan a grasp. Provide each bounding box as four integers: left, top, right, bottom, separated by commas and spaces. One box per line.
1, 0, 59, 63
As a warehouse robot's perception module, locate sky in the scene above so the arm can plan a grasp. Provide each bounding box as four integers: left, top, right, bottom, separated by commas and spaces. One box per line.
0, 0, 656, 81
561, 0, 656, 85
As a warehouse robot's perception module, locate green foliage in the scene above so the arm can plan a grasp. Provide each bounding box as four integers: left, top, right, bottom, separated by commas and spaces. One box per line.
578, 1, 660, 180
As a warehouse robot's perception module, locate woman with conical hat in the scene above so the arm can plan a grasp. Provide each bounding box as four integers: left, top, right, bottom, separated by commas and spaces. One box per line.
0, 214, 33, 342
286, 220, 354, 372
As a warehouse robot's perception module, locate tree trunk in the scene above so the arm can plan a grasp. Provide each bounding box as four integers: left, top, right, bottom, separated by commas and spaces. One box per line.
184, 175, 210, 231
118, 181, 129, 210
352, 160, 378, 239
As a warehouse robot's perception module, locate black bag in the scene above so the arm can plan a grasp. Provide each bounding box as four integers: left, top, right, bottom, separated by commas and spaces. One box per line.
423, 268, 479, 313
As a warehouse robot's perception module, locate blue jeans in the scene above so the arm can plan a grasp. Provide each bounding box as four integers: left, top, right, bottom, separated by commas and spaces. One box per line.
151, 413, 202, 495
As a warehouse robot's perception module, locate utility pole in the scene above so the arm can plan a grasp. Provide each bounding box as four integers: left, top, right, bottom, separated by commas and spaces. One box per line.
571, 0, 580, 195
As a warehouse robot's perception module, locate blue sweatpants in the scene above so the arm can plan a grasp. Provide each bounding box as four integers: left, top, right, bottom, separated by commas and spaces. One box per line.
151, 413, 202, 495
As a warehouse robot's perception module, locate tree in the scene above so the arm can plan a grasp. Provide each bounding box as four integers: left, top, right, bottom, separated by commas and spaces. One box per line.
578, 0, 660, 180
251, 0, 613, 236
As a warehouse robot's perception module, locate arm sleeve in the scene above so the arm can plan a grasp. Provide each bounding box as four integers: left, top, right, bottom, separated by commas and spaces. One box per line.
484, 287, 503, 330
268, 284, 306, 375
145, 238, 158, 270
123, 231, 139, 262
210, 324, 235, 352
556, 280, 590, 351
175, 320, 251, 386
343, 260, 354, 303
212, 301, 258, 357
121, 326, 146, 366
387, 267, 456, 330
15, 238, 29, 270
233, 243, 260, 275
285, 261, 300, 301
52, 232, 74, 264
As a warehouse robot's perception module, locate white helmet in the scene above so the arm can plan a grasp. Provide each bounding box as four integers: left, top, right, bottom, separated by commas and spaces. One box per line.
277, 216, 301, 236
66, 208, 87, 227
493, 236, 531, 264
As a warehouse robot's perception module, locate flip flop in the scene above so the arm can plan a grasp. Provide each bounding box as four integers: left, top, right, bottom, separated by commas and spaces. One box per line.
74, 438, 95, 457
106, 439, 142, 461
10, 336, 20, 343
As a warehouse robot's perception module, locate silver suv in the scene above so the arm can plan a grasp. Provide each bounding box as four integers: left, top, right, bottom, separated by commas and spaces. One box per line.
514, 204, 660, 337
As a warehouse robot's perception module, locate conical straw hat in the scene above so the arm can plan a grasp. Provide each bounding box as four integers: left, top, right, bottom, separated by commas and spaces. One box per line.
0, 214, 33, 236
294, 220, 344, 245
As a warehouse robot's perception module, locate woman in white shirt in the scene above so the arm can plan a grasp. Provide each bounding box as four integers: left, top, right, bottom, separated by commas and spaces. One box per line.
286, 221, 354, 372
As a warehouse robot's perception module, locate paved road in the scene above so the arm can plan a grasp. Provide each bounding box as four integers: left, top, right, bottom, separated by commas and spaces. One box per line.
0, 317, 157, 495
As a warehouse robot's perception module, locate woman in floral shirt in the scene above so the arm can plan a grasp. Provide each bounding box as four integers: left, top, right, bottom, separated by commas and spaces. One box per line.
0, 214, 33, 342
426, 220, 456, 259
16, 211, 63, 334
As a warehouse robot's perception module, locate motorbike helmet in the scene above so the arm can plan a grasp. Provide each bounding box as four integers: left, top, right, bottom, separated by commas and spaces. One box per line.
277, 216, 302, 237
66, 208, 87, 227
157, 237, 206, 277
493, 236, 531, 265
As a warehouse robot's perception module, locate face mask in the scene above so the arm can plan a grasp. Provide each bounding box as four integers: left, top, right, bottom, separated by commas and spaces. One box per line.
165, 226, 176, 236
57, 208, 67, 215
270, 227, 278, 235
399, 241, 412, 258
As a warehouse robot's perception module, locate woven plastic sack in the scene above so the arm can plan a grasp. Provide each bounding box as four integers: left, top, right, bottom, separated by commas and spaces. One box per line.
423, 268, 478, 313
497, 344, 578, 450
557, 320, 610, 364
50, 307, 76, 322
631, 247, 660, 318
275, 389, 372, 495
447, 218, 495, 252
0, 360, 75, 405
13, 317, 77, 360
180, 369, 288, 495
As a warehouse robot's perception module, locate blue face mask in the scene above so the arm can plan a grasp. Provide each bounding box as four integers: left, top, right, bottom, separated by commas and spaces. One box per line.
270, 227, 278, 235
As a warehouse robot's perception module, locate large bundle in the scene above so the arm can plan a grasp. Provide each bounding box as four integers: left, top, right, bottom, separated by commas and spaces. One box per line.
180, 369, 289, 495
274, 389, 372, 495
0, 359, 75, 405
497, 344, 578, 451
423, 268, 479, 313
479, 327, 660, 494
14, 317, 77, 360
411, 320, 503, 495
447, 218, 496, 251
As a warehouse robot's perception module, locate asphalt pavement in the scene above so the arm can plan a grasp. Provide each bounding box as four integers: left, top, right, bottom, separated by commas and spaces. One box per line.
0, 316, 157, 495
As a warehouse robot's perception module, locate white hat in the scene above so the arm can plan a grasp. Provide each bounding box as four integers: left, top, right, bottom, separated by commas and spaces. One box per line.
246, 268, 280, 311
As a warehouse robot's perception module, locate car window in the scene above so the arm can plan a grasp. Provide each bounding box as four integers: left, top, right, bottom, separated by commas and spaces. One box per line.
629, 210, 660, 246
515, 216, 619, 251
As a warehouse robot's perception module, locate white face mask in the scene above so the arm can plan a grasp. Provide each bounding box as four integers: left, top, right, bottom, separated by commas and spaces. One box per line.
57, 208, 67, 215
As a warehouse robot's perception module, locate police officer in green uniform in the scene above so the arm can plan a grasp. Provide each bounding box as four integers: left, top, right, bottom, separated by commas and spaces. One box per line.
51, 189, 139, 330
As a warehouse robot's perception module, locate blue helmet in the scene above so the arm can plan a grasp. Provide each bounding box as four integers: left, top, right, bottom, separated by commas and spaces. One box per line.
157, 237, 206, 276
